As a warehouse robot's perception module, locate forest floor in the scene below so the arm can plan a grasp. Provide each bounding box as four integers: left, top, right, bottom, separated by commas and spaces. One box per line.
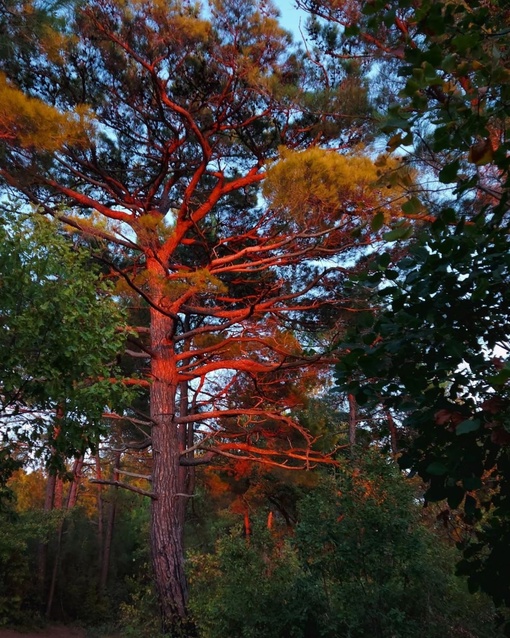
0, 628, 87, 638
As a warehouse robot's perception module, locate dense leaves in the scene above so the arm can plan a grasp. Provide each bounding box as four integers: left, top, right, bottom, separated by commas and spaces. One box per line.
0, 209, 132, 475
189, 452, 501, 638
336, 214, 510, 617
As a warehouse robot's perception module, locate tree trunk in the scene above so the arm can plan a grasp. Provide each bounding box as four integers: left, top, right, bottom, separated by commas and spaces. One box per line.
95, 454, 104, 576
38, 472, 57, 601
100, 451, 120, 591
386, 410, 398, 455
66, 456, 84, 509
148, 265, 193, 635
348, 393, 357, 451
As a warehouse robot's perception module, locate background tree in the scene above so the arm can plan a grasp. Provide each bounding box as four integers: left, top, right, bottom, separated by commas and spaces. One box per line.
293, 0, 510, 621
0, 209, 130, 478
298, 0, 510, 211
336, 217, 510, 623
188, 451, 502, 638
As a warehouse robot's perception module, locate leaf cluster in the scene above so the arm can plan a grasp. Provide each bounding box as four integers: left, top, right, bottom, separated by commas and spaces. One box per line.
0, 208, 134, 472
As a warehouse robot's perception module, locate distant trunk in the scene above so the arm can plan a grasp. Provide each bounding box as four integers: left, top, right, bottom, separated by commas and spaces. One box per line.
95, 454, 104, 574
66, 456, 84, 509
243, 508, 252, 541
148, 264, 194, 636
348, 393, 357, 450
46, 456, 83, 618
386, 410, 398, 455
38, 472, 57, 600
100, 451, 120, 591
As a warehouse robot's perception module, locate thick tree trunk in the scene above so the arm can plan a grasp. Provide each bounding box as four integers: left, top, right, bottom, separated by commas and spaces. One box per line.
148, 267, 193, 635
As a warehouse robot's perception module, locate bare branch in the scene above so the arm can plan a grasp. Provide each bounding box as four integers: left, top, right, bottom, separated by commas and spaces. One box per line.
89, 478, 156, 499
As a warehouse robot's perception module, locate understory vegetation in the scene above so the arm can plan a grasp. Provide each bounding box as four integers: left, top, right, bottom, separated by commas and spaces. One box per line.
0, 451, 505, 637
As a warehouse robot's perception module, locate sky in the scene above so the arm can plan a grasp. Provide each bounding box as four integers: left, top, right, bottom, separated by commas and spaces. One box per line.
274, 0, 309, 41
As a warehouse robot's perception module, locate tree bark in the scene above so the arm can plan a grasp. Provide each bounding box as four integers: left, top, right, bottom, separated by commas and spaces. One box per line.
95, 454, 104, 582
386, 410, 398, 455
38, 472, 56, 602
66, 456, 84, 509
148, 261, 194, 635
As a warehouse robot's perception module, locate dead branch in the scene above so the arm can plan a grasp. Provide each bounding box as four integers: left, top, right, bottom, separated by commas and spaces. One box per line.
89, 478, 156, 499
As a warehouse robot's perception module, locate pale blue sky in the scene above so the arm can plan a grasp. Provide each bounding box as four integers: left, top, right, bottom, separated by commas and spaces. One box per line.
274, 0, 308, 40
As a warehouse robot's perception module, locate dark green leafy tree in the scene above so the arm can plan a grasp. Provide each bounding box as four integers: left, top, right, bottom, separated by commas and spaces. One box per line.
0, 208, 131, 477
336, 216, 510, 619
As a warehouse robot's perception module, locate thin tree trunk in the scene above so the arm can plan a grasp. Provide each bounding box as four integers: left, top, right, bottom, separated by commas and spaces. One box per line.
66, 456, 84, 509
38, 472, 56, 601
348, 393, 357, 450
46, 521, 63, 618
95, 454, 104, 575
44, 473, 56, 511
100, 451, 121, 591
54, 476, 63, 509
386, 409, 398, 455
243, 510, 252, 542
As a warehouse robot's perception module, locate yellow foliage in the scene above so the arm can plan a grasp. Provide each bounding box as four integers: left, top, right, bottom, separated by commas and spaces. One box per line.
135, 213, 175, 245
193, 333, 226, 349
0, 73, 93, 152
170, 269, 228, 296
264, 147, 379, 218
264, 147, 416, 228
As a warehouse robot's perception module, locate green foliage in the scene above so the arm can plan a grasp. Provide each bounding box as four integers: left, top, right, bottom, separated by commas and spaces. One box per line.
188, 452, 500, 638
0, 208, 134, 476
0, 506, 60, 627
188, 526, 318, 638
382, 0, 509, 205
295, 452, 499, 638
336, 215, 510, 618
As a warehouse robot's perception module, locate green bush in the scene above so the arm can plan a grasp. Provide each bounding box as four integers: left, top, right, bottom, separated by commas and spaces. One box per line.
187, 451, 502, 638
188, 526, 321, 638
0, 508, 59, 627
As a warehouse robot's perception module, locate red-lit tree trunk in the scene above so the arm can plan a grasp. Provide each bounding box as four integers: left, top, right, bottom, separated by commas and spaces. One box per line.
148, 260, 191, 633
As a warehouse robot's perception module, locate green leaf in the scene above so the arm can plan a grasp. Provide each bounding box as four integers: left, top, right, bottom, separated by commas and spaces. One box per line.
462, 477, 482, 491
383, 225, 413, 242
426, 461, 448, 476
456, 419, 481, 435
371, 211, 385, 232
447, 485, 465, 509
439, 159, 461, 183
401, 196, 422, 215
378, 252, 391, 268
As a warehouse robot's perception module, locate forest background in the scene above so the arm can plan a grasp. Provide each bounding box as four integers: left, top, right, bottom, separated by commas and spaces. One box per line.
0, 0, 509, 636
